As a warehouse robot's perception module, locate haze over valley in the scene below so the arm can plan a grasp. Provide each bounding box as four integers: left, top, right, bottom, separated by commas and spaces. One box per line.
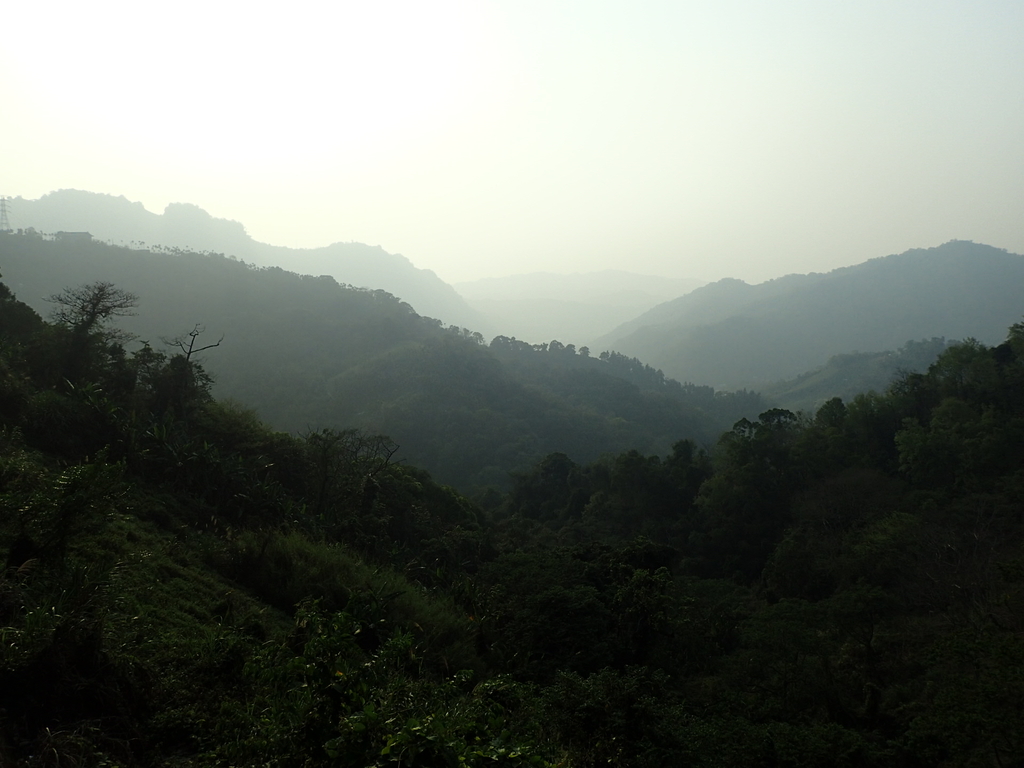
4, 190, 1022, 428
454, 270, 705, 346
2, 2, 1023, 764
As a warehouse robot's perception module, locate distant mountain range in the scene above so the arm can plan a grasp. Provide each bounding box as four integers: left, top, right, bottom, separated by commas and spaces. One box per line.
597, 241, 1024, 389
9, 190, 709, 345
10, 191, 1020, 414
8, 190, 481, 329
454, 271, 704, 346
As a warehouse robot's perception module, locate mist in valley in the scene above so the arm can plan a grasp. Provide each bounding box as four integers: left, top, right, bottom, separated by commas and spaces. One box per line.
2, 2, 1024, 765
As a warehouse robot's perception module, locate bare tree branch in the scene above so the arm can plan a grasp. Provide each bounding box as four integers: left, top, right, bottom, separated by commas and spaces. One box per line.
163, 324, 224, 361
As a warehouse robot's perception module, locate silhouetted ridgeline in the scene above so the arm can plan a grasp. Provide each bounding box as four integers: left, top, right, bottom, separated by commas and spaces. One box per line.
9, 189, 481, 328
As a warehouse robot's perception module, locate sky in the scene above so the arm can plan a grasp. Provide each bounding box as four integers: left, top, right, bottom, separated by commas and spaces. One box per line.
2, 0, 1023, 284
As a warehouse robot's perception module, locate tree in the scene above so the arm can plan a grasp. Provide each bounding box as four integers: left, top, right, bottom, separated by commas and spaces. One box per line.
692, 410, 803, 580
150, 325, 222, 420
166, 323, 223, 362
46, 282, 138, 385
48, 281, 138, 338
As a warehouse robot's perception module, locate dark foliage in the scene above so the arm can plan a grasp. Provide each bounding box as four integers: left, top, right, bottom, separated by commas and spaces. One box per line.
1, 262, 1022, 766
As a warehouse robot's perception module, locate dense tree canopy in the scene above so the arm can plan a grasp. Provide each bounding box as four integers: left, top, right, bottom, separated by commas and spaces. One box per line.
1, 262, 1022, 766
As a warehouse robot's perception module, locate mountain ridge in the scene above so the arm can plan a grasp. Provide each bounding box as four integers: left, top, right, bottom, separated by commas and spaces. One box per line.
596, 241, 1024, 388
9, 189, 480, 328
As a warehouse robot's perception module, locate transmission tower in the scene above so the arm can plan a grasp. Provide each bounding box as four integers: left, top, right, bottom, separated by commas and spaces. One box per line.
0, 196, 11, 232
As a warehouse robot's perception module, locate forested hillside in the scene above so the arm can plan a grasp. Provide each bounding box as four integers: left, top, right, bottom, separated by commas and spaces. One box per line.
598, 241, 1024, 389
0, 232, 759, 492
2, 250, 1022, 766
763, 338, 951, 413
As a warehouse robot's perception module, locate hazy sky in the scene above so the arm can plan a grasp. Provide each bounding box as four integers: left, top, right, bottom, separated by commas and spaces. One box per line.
3, 0, 1022, 283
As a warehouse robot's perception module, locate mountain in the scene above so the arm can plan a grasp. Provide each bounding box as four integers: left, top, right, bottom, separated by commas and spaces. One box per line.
596, 241, 1024, 389
8, 189, 480, 328
0, 232, 761, 491
454, 271, 704, 346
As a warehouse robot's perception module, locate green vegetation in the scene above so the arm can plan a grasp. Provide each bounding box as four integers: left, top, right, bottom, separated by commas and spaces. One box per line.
0, 271, 553, 765
2, 255, 1023, 765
